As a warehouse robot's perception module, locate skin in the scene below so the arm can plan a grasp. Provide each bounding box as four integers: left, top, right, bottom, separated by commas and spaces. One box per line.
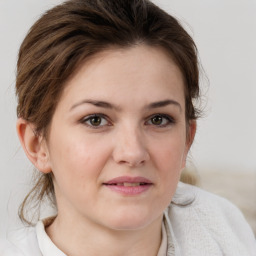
17, 45, 196, 256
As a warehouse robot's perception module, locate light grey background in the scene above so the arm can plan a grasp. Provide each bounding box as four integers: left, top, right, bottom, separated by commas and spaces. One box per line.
1, 0, 255, 238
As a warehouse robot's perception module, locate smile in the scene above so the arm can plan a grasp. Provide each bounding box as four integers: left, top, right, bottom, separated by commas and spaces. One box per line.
103, 176, 153, 195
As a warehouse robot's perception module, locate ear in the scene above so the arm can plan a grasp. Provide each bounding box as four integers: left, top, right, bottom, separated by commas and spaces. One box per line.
16, 118, 51, 173
186, 120, 197, 149
182, 120, 197, 168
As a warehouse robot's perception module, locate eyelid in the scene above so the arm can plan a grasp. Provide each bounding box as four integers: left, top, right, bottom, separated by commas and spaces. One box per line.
80, 113, 112, 128
145, 113, 175, 127
79, 113, 175, 129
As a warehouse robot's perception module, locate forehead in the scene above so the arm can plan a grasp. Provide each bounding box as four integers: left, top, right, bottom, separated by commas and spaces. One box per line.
59, 45, 185, 111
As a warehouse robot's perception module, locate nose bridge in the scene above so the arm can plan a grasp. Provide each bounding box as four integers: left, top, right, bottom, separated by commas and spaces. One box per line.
112, 122, 149, 167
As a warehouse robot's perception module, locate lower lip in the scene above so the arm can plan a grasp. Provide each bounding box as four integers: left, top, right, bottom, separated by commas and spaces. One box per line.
104, 184, 152, 195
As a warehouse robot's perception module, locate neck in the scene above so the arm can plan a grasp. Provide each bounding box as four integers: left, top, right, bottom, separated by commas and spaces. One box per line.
46, 213, 163, 256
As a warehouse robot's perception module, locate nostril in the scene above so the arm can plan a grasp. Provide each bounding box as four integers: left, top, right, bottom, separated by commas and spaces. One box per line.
115, 157, 147, 167
112, 131, 150, 166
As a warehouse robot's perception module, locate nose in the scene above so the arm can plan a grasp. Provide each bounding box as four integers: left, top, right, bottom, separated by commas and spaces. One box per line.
112, 125, 150, 167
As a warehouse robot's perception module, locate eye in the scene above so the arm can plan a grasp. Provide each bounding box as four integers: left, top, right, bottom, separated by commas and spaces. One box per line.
81, 114, 110, 128
146, 114, 175, 127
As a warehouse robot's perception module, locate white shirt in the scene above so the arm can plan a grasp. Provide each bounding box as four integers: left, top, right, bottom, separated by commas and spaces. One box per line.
1, 182, 256, 255
0, 219, 169, 256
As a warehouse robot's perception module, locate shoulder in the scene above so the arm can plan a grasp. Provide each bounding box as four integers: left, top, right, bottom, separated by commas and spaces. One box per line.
168, 182, 256, 255
0, 226, 42, 256
171, 182, 252, 228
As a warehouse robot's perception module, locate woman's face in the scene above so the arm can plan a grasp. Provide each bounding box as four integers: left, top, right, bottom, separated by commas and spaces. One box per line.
44, 45, 195, 231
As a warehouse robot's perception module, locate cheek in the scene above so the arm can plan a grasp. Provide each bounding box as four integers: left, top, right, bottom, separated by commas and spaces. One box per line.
151, 134, 187, 174
48, 137, 114, 209
48, 133, 112, 189
154, 147, 183, 192
150, 132, 187, 198
147, 136, 187, 212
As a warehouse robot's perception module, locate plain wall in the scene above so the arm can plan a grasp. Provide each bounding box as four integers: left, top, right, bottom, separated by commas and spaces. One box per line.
0, 0, 255, 238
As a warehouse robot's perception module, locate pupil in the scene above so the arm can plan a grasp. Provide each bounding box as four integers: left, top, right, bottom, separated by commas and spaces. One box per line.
152, 116, 162, 125
90, 116, 101, 126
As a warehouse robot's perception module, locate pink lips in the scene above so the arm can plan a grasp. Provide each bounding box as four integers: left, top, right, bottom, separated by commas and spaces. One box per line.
103, 176, 153, 195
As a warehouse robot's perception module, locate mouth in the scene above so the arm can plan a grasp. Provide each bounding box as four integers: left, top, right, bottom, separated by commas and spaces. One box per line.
103, 176, 153, 195
105, 182, 151, 187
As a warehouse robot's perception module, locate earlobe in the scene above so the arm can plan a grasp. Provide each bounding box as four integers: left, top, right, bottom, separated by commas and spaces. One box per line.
16, 118, 51, 173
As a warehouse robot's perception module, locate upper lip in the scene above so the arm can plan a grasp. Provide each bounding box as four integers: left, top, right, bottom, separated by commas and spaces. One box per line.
104, 176, 153, 185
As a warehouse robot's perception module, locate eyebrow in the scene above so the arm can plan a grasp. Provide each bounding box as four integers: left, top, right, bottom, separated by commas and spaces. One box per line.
146, 99, 181, 111
70, 99, 181, 111
70, 100, 120, 111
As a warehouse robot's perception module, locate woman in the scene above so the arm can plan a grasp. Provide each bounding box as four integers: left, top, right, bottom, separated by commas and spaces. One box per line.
1, 0, 255, 255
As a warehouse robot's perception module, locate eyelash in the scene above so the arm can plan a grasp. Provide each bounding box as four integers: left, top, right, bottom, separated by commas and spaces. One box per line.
80, 113, 175, 129
145, 114, 175, 127
80, 114, 111, 129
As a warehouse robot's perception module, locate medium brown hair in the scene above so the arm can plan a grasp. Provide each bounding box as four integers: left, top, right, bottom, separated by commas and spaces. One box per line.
16, 0, 201, 224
